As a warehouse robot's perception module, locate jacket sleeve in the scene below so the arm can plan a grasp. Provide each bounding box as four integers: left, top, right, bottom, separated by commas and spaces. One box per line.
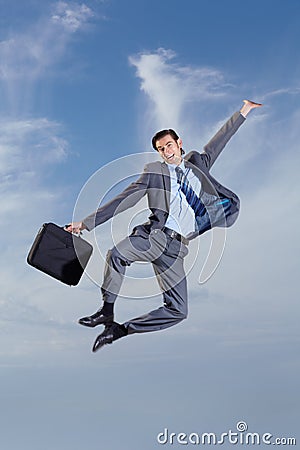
201, 111, 246, 169
82, 165, 150, 231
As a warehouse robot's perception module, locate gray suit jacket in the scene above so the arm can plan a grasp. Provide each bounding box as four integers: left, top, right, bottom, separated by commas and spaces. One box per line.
83, 111, 245, 241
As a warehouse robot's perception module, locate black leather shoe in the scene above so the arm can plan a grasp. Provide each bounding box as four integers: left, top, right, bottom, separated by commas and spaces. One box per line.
92, 323, 127, 352
78, 309, 114, 328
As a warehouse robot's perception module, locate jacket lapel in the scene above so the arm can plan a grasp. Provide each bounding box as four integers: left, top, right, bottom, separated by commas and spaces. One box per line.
161, 162, 171, 211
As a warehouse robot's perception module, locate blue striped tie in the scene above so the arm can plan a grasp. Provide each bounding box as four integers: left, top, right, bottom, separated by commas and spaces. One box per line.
175, 166, 206, 217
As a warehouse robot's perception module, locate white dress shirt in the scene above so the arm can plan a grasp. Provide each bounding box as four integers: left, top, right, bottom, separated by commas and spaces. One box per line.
164, 160, 202, 238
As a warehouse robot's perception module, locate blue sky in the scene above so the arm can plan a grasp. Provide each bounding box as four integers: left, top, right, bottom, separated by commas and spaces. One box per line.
1, 1, 300, 449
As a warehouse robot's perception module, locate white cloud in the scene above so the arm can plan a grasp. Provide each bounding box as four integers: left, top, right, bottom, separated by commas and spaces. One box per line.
261, 86, 300, 100
0, 1, 94, 224
52, 1, 94, 32
0, 118, 68, 183
129, 48, 230, 131
0, 117, 70, 246
0, 4, 90, 364
0, 2, 94, 83
0, 121, 77, 365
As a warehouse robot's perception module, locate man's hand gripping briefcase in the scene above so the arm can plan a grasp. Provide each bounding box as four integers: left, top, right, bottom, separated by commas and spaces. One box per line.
27, 222, 93, 286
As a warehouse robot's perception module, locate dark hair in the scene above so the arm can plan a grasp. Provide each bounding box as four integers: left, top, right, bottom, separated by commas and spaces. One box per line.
151, 129, 185, 154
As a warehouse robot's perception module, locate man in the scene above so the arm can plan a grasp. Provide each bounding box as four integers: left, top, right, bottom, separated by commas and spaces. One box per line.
67, 100, 262, 352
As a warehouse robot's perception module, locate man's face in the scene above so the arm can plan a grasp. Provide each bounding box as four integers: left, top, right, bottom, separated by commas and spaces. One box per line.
156, 134, 183, 165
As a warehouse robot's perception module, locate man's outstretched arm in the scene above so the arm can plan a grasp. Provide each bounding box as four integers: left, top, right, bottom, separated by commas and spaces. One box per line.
202, 100, 262, 169
66, 165, 150, 234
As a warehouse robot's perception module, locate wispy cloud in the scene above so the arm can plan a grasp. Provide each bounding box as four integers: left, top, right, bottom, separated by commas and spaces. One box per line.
0, 1, 95, 215
0, 118, 68, 174
261, 86, 300, 100
0, 1, 95, 116
0, 2, 94, 82
52, 1, 94, 32
0, 2, 97, 365
0, 116, 70, 246
129, 48, 231, 132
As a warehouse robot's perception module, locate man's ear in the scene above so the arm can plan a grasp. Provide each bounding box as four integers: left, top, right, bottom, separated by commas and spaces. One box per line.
178, 138, 185, 154
177, 138, 183, 148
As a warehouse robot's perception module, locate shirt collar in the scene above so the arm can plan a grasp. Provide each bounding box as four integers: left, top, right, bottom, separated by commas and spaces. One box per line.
167, 159, 185, 173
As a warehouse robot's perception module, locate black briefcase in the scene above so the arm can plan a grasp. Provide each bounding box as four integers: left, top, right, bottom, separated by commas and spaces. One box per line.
27, 222, 93, 286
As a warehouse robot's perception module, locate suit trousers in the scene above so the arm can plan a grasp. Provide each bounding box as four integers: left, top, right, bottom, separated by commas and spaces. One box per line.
101, 229, 189, 334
